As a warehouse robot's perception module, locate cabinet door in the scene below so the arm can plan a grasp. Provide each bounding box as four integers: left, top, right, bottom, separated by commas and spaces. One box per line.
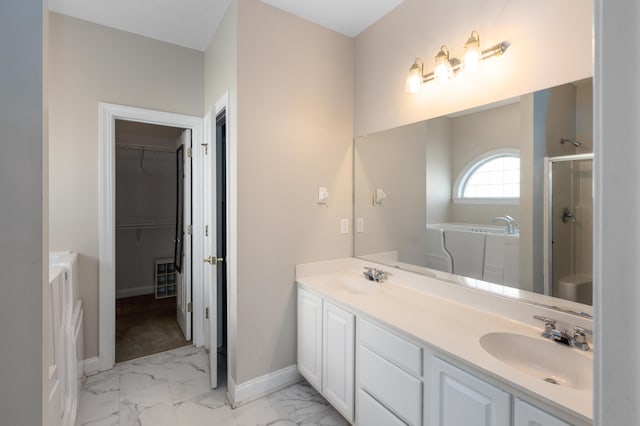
323, 301, 355, 422
297, 288, 323, 390
514, 398, 571, 426
431, 357, 510, 426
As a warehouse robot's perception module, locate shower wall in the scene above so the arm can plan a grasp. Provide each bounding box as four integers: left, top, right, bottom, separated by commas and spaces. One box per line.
542, 80, 593, 296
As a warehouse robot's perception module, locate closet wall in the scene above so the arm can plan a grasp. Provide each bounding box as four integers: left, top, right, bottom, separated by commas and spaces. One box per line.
115, 121, 182, 299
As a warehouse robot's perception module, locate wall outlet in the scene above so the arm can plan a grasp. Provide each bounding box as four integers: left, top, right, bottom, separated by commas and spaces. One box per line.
340, 218, 349, 234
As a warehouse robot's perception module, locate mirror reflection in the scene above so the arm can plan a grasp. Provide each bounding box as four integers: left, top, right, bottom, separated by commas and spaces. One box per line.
354, 78, 593, 307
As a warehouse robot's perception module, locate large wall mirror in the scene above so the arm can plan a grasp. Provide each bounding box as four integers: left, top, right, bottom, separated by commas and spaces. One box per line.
354, 78, 593, 314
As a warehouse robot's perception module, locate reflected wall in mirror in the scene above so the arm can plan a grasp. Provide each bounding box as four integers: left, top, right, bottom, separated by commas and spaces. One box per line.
354, 78, 593, 307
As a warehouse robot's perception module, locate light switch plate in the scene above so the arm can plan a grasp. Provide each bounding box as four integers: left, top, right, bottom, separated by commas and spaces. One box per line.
356, 217, 364, 233
318, 187, 329, 204
340, 218, 349, 234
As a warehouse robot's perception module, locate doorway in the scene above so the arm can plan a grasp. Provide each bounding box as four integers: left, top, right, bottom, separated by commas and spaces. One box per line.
202, 104, 230, 390
114, 120, 191, 362
98, 103, 203, 372
214, 110, 228, 385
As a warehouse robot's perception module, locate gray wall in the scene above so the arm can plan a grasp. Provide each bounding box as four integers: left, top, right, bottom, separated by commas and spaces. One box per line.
425, 117, 452, 226
235, 0, 354, 384
595, 1, 640, 423
354, 0, 593, 136
449, 103, 521, 224
0, 1, 47, 424
355, 121, 429, 266
203, 0, 238, 379
48, 13, 204, 358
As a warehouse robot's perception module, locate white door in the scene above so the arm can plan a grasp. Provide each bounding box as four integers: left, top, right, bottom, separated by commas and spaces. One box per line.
203, 109, 219, 388
176, 129, 192, 340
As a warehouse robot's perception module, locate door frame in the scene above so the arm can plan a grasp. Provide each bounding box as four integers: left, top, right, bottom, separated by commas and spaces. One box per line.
206, 92, 236, 397
98, 103, 204, 371
210, 92, 238, 396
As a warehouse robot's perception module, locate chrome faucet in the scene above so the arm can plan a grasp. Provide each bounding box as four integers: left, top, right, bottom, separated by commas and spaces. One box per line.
492, 216, 515, 234
505, 215, 520, 233
534, 315, 591, 351
363, 267, 389, 283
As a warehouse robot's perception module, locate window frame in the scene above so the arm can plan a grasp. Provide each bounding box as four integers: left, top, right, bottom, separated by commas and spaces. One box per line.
452, 148, 520, 205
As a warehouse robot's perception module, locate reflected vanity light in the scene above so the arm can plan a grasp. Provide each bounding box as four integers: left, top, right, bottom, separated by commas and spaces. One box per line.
406, 31, 510, 93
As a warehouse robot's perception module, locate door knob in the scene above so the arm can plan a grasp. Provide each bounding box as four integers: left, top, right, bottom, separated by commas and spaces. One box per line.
203, 256, 224, 265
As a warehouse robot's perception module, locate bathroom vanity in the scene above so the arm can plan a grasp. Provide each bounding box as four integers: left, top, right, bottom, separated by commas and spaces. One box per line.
296, 258, 592, 426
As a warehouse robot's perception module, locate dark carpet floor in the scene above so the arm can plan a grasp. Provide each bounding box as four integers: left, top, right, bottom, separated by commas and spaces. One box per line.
116, 294, 189, 362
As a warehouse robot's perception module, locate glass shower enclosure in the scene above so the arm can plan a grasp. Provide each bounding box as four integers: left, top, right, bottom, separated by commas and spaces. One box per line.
544, 153, 593, 304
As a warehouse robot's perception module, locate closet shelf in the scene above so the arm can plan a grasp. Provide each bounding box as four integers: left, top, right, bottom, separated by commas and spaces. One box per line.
116, 222, 176, 230
116, 143, 176, 153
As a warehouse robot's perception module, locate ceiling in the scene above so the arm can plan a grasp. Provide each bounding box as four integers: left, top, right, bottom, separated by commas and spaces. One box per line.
48, 0, 406, 51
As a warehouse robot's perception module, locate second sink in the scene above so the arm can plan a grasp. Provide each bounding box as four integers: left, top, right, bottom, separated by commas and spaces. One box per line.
479, 332, 592, 391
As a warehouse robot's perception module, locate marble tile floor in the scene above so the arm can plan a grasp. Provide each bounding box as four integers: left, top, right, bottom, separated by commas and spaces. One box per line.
76, 345, 348, 426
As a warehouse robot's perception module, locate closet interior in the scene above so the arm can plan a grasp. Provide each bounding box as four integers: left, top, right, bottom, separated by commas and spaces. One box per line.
115, 120, 189, 362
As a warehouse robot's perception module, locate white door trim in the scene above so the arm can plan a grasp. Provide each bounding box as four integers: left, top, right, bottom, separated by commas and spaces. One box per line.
98, 103, 204, 371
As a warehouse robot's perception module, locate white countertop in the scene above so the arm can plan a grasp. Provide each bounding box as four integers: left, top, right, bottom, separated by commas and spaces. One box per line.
296, 259, 592, 424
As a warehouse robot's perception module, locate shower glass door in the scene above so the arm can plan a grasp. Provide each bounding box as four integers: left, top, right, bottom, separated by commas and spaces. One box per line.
545, 154, 593, 304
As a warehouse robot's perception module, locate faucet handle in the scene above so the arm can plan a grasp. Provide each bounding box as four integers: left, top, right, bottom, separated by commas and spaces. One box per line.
573, 326, 586, 342
534, 315, 557, 338
571, 326, 592, 351
534, 315, 557, 325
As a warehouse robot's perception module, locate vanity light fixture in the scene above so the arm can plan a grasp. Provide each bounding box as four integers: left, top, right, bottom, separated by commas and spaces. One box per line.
405, 31, 510, 93
405, 58, 424, 93
434, 46, 458, 82
463, 30, 482, 72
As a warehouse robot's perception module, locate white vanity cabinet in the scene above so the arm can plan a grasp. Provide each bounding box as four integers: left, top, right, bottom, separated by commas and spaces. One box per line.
357, 318, 423, 426
323, 301, 355, 421
430, 356, 511, 426
297, 281, 590, 426
297, 288, 323, 390
514, 398, 571, 426
297, 287, 355, 423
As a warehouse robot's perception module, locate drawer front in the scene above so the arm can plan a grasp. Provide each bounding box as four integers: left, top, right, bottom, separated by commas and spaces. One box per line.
359, 345, 422, 426
359, 318, 422, 377
514, 398, 571, 426
358, 389, 408, 426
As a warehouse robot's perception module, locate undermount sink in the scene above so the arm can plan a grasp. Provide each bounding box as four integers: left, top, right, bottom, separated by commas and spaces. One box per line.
331, 273, 381, 295
479, 332, 592, 391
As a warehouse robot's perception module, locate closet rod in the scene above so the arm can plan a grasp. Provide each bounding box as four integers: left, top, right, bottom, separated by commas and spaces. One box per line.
116, 222, 176, 230
116, 143, 176, 153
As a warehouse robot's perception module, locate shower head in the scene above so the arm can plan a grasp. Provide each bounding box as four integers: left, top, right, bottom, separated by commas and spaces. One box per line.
560, 138, 582, 147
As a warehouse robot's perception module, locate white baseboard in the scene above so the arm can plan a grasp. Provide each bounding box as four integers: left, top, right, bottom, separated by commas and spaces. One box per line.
230, 365, 302, 407
80, 357, 100, 376
116, 286, 154, 299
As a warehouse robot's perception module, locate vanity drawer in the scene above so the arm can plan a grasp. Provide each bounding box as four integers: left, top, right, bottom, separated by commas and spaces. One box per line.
358, 388, 408, 426
359, 318, 422, 376
359, 345, 422, 426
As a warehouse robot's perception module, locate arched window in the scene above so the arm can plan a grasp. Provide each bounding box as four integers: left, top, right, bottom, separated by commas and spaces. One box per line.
453, 149, 520, 203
